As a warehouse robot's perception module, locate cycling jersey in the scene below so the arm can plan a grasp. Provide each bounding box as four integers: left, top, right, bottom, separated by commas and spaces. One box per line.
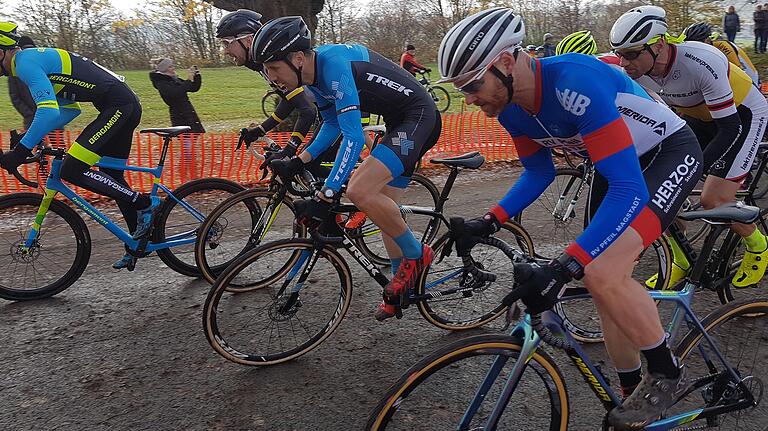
491, 54, 696, 266
635, 42, 757, 122
304, 44, 439, 191
635, 42, 768, 180
400, 52, 427, 75
11, 47, 137, 151
713, 40, 758, 85
261, 86, 316, 146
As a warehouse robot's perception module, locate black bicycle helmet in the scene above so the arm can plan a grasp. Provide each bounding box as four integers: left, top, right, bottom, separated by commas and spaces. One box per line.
215, 9, 263, 38
683, 22, 713, 42
250, 16, 311, 64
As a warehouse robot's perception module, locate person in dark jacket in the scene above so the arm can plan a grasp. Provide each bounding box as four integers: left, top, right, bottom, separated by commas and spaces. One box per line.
149, 57, 204, 178
8, 36, 37, 130
542, 33, 556, 57
723, 5, 741, 42
754, 5, 767, 53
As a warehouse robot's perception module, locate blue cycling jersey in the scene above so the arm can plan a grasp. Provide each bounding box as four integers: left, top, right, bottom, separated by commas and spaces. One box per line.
492, 54, 685, 266
304, 44, 433, 191
11, 48, 133, 150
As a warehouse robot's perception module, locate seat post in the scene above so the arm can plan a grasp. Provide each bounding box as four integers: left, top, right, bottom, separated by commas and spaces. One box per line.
157, 136, 173, 167
435, 167, 460, 213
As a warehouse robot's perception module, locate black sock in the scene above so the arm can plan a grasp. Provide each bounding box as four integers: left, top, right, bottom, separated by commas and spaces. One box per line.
134, 193, 151, 210
617, 366, 643, 397
641, 337, 680, 379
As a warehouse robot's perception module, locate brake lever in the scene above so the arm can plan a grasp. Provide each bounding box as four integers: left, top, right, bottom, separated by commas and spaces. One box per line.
236, 128, 248, 151
0, 148, 40, 188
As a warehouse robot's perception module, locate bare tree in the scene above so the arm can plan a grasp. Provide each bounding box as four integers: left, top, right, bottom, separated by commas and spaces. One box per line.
204, 0, 325, 33
316, 0, 360, 44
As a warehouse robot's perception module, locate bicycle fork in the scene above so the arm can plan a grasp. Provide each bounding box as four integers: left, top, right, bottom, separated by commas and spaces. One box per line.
276, 248, 318, 313
23, 188, 59, 250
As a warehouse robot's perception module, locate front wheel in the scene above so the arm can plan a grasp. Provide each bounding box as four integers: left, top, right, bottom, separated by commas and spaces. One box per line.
194, 187, 304, 287
0, 192, 92, 300
429, 86, 451, 113
202, 239, 353, 366
367, 334, 569, 430
261, 90, 282, 118
417, 222, 533, 330
154, 178, 244, 277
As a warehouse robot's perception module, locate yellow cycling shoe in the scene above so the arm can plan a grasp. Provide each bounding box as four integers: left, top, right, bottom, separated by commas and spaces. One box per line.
645, 262, 688, 290
732, 245, 768, 288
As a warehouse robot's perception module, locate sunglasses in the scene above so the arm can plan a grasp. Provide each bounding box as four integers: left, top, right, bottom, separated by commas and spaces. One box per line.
220, 34, 250, 48
458, 77, 485, 94
614, 45, 649, 61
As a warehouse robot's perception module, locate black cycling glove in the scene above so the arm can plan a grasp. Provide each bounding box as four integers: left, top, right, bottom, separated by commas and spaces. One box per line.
0, 144, 32, 174
456, 213, 502, 256
294, 196, 333, 229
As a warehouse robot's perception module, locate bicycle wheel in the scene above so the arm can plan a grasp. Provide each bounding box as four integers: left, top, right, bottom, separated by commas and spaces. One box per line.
514, 167, 587, 260
428, 86, 451, 113
154, 178, 244, 277
367, 334, 569, 430
353, 173, 440, 267
194, 188, 304, 287
715, 231, 749, 306
202, 238, 353, 366
554, 234, 673, 343
0, 192, 91, 300
417, 223, 532, 330
260, 90, 281, 118
672, 299, 768, 429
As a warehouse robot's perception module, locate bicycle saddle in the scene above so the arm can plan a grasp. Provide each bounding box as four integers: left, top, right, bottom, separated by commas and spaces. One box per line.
139, 126, 192, 137
430, 152, 485, 170
678, 201, 760, 224
363, 125, 386, 134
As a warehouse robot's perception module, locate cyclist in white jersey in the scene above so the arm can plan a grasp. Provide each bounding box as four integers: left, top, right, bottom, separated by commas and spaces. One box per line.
611, 5, 768, 290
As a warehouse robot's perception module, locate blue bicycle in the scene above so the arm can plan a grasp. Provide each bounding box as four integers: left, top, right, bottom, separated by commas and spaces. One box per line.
0, 126, 244, 301
369, 203, 767, 430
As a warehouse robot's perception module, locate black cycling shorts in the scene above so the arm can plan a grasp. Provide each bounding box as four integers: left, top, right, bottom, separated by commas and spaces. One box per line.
588, 125, 703, 247
67, 97, 142, 166
370, 108, 441, 188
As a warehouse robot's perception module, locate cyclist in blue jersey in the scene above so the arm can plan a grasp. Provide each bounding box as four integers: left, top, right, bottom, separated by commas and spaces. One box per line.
0, 22, 159, 271
252, 17, 442, 321
439, 8, 703, 429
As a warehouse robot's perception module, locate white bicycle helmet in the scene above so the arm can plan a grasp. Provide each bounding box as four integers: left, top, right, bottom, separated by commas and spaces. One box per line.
438, 7, 525, 83
609, 5, 668, 51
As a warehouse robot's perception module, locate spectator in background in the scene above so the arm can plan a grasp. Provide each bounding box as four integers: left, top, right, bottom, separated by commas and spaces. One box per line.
754, 4, 767, 53
399, 44, 430, 76
8, 36, 37, 131
149, 57, 204, 179
723, 5, 740, 42
542, 32, 556, 57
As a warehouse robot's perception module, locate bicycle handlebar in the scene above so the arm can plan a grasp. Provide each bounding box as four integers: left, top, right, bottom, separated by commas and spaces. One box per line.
0, 147, 43, 189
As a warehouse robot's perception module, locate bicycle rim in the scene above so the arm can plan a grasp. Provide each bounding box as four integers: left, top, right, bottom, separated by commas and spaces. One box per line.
368, 334, 568, 430
203, 239, 353, 366
673, 299, 768, 429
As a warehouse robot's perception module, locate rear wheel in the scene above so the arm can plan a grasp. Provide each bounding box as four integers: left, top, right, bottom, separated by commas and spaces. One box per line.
429, 86, 451, 113
154, 178, 244, 277
0, 193, 91, 300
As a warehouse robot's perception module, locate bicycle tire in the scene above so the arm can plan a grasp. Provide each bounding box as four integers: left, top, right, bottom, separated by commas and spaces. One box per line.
194, 187, 304, 287
0, 192, 91, 300
673, 298, 768, 429
260, 90, 281, 118
367, 334, 569, 430
353, 173, 441, 267
202, 238, 353, 366
514, 167, 587, 260
429, 86, 451, 113
154, 178, 245, 277
417, 223, 533, 330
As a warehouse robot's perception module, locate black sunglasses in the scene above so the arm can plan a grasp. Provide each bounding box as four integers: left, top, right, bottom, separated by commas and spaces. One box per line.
458, 78, 485, 94
614, 45, 651, 61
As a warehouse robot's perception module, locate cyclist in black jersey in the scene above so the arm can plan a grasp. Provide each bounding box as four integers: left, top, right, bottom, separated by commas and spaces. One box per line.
216, 10, 316, 165
0, 22, 158, 270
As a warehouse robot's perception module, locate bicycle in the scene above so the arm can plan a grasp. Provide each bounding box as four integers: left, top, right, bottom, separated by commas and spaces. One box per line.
202, 152, 536, 366
193, 135, 441, 285
260, 89, 282, 119
0, 126, 244, 301
368, 203, 768, 430
417, 71, 451, 113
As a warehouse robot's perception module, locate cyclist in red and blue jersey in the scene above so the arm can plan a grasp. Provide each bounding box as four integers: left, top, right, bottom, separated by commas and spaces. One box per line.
0, 22, 158, 271
439, 8, 702, 429
252, 17, 442, 321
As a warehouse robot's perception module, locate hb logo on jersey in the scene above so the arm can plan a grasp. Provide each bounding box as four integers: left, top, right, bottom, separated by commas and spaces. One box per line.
556, 88, 591, 116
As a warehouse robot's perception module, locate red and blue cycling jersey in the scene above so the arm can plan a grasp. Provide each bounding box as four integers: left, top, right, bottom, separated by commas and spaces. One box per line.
491, 54, 685, 266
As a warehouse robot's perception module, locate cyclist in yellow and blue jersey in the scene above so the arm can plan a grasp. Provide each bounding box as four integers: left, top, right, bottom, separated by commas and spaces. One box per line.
0, 22, 159, 270
683, 22, 759, 85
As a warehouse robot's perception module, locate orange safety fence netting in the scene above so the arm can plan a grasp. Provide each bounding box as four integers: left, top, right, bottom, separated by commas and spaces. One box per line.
0, 112, 519, 198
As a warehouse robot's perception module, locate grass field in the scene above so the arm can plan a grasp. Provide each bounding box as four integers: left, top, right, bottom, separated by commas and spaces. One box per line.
0, 63, 470, 133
